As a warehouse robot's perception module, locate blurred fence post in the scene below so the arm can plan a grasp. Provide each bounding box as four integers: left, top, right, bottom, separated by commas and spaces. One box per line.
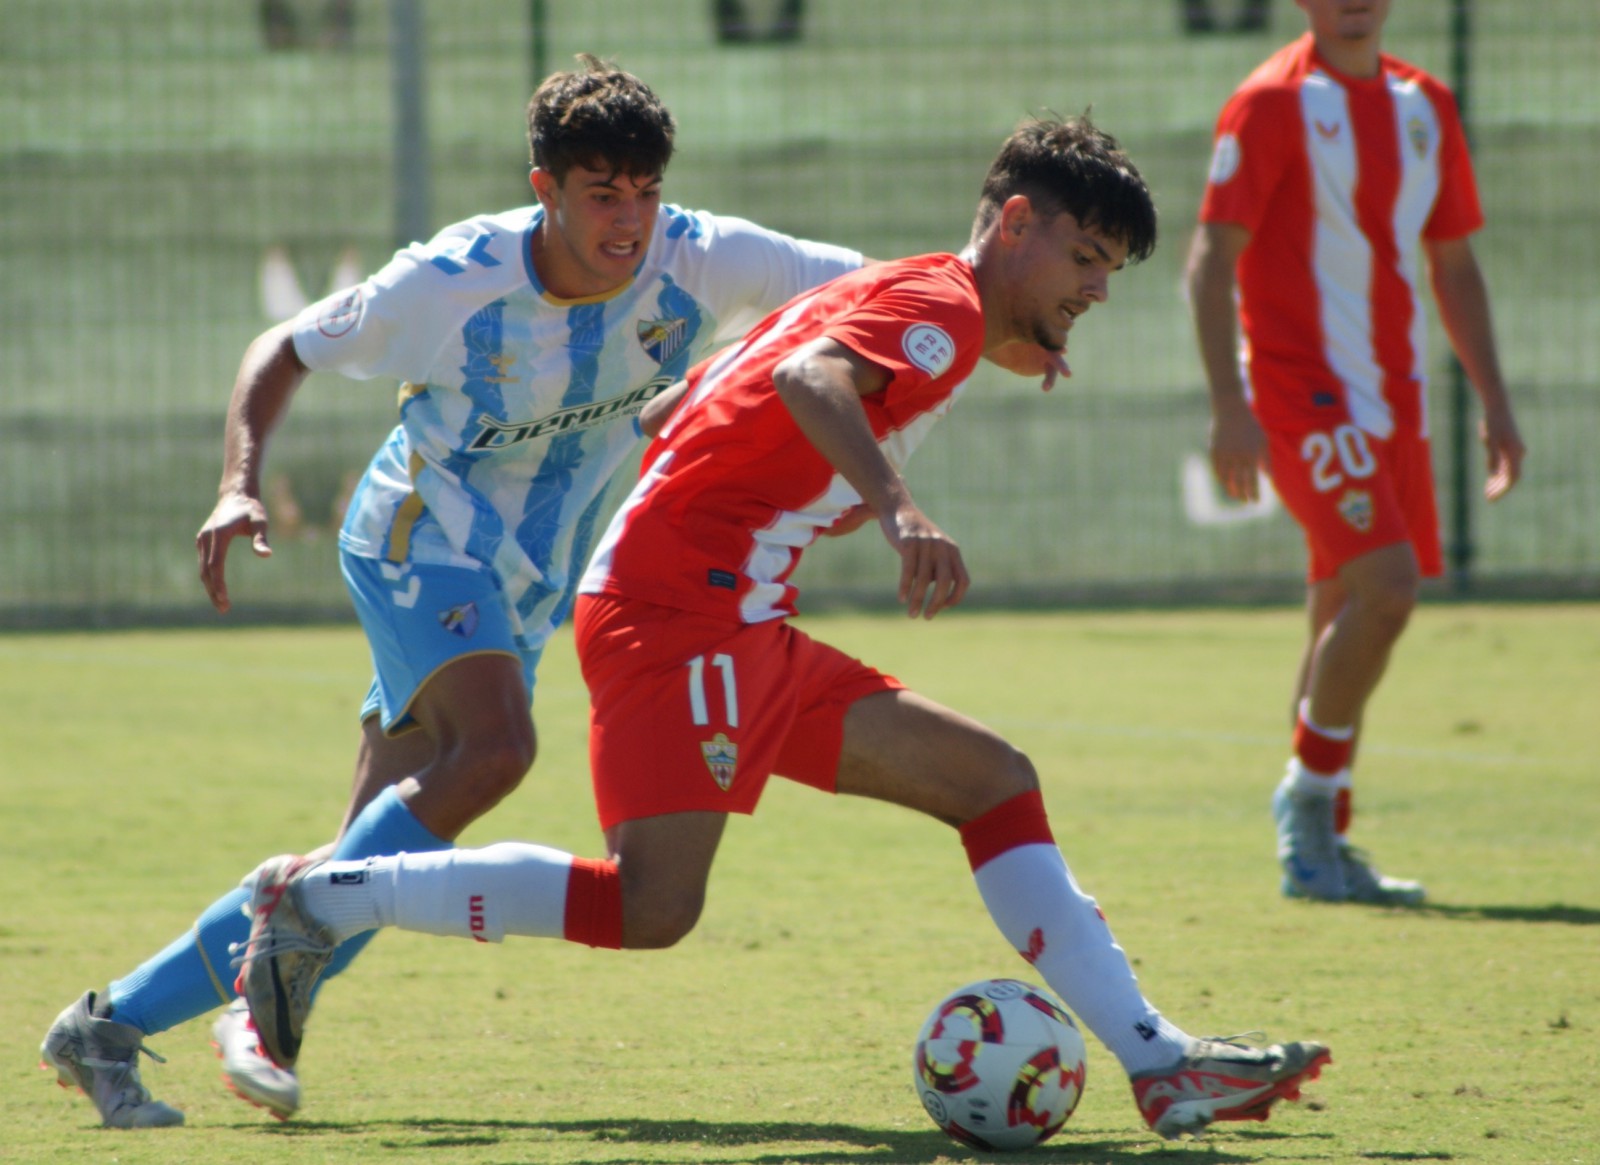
391, 0, 432, 251
1447, 0, 1474, 591
530, 0, 549, 95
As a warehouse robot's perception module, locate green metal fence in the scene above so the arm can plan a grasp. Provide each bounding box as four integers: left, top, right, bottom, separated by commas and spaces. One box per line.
3, 0, 1597, 626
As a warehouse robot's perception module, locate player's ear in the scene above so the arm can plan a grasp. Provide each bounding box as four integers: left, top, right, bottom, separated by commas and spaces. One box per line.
530, 167, 558, 206
998, 194, 1034, 243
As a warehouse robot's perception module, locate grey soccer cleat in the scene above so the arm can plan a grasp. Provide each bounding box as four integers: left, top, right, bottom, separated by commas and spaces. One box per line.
232, 854, 336, 1070
40, 991, 185, 1128
212, 997, 302, 1119
1337, 841, 1426, 906
1130, 1036, 1331, 1140
1272, 774, 1347, 900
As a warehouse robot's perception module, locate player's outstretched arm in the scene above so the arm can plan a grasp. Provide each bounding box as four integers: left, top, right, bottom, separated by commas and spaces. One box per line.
1186, 222, 1266, 502
1425, 235, 1526, 501
639, 378, 690, 439
773, 338, 969, 619
197, 321, 312, 613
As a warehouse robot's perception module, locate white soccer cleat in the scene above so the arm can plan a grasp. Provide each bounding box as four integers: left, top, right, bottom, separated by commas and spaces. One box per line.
232, 854, 336, 1070
1273, 772, 1348, 900
40, 991, 184, 1129
1131, 1036, 1331, 1140
212, 997, 301, 1119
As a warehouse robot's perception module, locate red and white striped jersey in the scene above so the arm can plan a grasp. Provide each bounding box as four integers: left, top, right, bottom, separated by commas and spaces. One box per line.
1199, 33, 1482, 438
579, 253, 984, 623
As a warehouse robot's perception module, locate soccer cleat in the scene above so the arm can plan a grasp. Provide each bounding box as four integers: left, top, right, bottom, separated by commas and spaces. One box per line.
40, 991, 185, 1129
1337, 841, 1426, 906
1130, 1036, 1331, 1140
1272, 774, 1347, 900
212, 997, 301, 1119
232, 854, 336, 1070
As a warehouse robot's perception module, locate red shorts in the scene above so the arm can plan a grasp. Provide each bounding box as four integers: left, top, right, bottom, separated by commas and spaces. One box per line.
1264, 420, 1443, 584
573, 593, 905, 831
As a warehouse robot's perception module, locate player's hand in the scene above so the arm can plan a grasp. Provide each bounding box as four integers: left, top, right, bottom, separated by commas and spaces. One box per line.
882, 503, 969, 620
1037, 350, 1071, 393
1208, 398, 1268, 503
985, 341, 1071, 391
196, 491, 272, 613
821, 502, 877, 538
1481, 405, 1525, 502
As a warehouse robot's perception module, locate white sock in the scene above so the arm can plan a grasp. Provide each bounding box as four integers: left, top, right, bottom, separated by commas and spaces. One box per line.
302, 843, 578, 943
1282, 757, 1352, 798
972, 843, 1192, 1076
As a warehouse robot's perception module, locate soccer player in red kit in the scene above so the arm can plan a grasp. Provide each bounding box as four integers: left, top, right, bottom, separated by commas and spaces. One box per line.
236, 116, 1331, 1141
1187, 0, 1525, 903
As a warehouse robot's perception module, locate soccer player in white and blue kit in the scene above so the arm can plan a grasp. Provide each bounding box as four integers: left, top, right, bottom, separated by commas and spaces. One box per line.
40, 54, 862, 1128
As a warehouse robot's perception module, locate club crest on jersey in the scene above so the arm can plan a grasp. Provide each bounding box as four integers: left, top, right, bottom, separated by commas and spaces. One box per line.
439, 602, 479, 638
1338, 489, 1374, 533
638, 316, 689, 365
701, 732, 738, 791
1407, 116, 1431, 159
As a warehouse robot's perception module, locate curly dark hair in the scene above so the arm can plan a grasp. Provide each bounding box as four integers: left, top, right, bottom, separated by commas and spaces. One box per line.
975, 115, 1157, 262
527, 53, 676, 181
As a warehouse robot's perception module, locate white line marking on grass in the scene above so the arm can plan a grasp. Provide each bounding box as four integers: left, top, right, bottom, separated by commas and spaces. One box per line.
979, 715, 1539, 767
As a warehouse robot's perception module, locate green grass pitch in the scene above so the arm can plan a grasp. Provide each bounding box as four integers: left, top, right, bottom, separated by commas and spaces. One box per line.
2, 603, 1596, 1163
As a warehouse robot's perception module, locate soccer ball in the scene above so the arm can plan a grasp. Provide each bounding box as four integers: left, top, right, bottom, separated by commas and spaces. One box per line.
912, 978, 1087, 1151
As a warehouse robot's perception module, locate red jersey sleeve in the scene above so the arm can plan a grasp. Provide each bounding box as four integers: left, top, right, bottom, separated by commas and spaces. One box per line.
1199, 85, 1299, 233
1421, 81, 1484, 240
819, 267, 984, 409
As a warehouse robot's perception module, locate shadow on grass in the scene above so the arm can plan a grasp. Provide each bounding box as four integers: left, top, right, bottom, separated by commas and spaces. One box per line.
1408, 901, 1600, 926
248, 1115, 1281, 1162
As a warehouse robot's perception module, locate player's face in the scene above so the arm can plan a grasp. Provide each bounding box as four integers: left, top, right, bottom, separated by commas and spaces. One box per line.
1296, 0, 1390, 44
1002, 206, 1128, 355
530, 163, 663, 299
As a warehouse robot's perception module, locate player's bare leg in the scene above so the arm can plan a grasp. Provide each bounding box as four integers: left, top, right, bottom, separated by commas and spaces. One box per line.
605, 812, 728, 950
1300, 542, 1418, 729
833, 689, 1328, 1137
1276, 542, 1424, 903
386, 652, 537, 839
336, 716, 437, 836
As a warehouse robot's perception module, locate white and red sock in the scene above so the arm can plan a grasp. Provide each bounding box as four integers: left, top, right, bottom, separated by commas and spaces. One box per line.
959, 790, 1191, 1076
300, 843, 623, 949
1290, 700, 1355, 833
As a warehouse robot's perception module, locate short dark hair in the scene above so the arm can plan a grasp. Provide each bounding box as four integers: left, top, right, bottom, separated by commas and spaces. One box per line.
527, 53, 676, 182
975, 115, 1157, 262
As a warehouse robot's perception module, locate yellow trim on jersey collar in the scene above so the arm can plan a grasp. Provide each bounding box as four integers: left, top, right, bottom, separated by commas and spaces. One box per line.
540, 276, 635, 307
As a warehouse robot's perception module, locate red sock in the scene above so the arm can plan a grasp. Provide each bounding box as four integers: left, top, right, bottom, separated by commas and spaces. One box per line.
1293, 709, 1354, 777
960, 789, 1056, 872
562, 857, 623, 949
1333, 788, 1353, 835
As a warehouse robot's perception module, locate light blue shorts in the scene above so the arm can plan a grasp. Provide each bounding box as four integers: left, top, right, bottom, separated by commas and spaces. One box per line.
341, 551, 541, 734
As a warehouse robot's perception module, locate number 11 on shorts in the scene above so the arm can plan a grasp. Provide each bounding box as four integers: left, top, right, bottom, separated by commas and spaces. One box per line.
686, 653, 739, 727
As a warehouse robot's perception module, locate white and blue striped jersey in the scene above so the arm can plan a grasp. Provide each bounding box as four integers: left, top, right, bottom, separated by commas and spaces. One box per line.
290, 204, 861, 648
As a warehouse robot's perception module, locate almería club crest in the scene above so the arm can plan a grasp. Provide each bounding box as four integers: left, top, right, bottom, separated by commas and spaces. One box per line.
701, 732, 738, 791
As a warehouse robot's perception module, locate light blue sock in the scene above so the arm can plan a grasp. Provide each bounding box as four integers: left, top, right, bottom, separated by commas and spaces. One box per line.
108, 887, 252, 1035
107, 786, 449, 1034
315, 785, 452, 985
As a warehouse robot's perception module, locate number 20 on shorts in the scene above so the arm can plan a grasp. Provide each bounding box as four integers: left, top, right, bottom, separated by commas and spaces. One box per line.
686, 653, 740, 727
1301, 424, 1377, 493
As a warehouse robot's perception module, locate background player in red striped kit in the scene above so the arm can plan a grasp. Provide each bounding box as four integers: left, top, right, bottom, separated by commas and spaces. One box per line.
235, 115, 1332, 1142
1187, 0, 1526, 903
